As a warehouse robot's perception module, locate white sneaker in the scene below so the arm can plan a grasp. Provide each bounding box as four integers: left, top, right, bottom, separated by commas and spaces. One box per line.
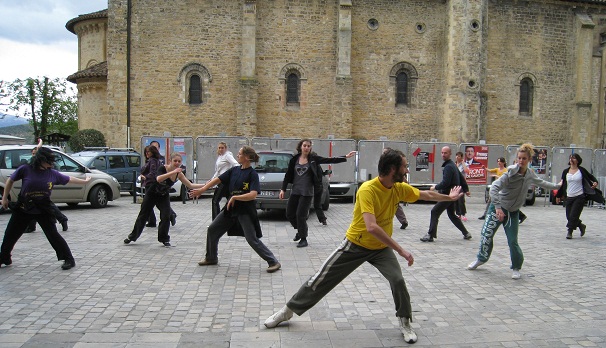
512, 269, 521, 280
399, 317, 418, 344
264, 305, 293, 328
467, 260, 485, 270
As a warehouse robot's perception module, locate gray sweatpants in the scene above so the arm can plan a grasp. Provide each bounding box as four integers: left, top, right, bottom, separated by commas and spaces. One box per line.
287, 239, 413, 320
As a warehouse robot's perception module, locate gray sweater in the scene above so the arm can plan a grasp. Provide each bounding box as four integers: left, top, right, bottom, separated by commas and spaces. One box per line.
490, 165, 559, 212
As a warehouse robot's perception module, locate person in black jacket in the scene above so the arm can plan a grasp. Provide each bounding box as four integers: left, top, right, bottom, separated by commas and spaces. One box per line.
555, 153, 599, 239
420, 146, 472, 242
280, 139, 356, 247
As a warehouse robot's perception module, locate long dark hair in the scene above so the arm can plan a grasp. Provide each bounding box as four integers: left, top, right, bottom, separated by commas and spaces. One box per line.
147, 145, 161, 159
296, 138, 312, 154
31, 147, 55, 169
569, 153, 582, 166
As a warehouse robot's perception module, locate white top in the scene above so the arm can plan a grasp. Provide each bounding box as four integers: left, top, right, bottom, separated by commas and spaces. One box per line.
566, 170, 584, 198
212, 151, 238, 179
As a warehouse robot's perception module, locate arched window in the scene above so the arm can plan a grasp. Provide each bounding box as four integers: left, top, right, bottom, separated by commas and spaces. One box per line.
519, 77, 533, 116
286, 73, 299, 104
390, 62, 418, 108
396, 72, 408, 106
189, 75, 202, 105
178, 63, 212, 106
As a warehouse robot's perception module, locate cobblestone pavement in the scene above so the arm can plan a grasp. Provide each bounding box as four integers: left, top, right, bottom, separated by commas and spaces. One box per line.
0, 187, 604, 347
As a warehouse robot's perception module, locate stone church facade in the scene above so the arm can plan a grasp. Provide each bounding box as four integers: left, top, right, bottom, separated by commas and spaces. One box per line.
67, 0, 606, 150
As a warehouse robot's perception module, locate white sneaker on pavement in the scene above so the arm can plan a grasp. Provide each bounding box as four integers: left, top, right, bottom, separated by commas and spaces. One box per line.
264, 305, 293, 328
467, 260, 485, 270
399, 317, 418, 343
512, 269, 521, 280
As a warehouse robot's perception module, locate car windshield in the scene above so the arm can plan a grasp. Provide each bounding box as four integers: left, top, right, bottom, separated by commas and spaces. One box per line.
72, 155, 96, 166
254, 153, 292, 173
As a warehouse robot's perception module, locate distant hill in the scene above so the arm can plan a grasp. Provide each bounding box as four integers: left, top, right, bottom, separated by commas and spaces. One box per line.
0, 113, 30, 128
0, 124, 35, 143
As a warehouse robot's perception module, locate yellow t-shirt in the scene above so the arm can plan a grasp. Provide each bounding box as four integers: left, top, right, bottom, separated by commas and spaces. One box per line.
345, 177, 420, 250
488, 167, 507, 178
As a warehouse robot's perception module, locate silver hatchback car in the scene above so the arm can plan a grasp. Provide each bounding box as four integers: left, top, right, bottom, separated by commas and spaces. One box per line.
0, 145, 121, 208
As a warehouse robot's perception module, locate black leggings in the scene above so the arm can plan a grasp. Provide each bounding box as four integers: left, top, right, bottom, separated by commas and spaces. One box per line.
286, 194, 313, 239
1, 209, 74, 263
129, 192, 172, 243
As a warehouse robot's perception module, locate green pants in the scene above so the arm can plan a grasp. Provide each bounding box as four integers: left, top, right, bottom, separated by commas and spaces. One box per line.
477, 204, 524, 270
287, 239, 413, 320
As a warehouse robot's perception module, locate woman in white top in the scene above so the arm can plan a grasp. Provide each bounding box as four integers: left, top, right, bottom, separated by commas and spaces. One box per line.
210, 142, 239, 219
555, 153, 598, 239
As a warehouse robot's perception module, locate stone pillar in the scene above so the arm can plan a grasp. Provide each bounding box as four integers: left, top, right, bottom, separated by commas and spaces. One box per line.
333, 0, 353, 138
237, 0, 258, 137
599, 34, 606, 148
573, 14, 595, 147
442, 0, 487, 143
106, 0, 129, 148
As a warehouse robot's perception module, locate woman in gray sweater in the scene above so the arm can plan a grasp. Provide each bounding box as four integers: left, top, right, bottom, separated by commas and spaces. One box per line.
467, 143, 561, 280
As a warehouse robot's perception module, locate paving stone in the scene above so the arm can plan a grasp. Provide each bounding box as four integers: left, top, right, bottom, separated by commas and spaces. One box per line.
0, 188, 604, 347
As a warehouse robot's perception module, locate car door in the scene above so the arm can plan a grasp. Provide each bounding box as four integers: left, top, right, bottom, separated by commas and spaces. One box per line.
106, 155, 128, 190
1, 149, 34, 199
50, 152, 87, 200
125, 155, 141, 191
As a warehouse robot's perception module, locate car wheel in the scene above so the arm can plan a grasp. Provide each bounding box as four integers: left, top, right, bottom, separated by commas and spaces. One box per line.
67, 203, 79, 207
525, 193, 535, 206
89, 185, 109, 208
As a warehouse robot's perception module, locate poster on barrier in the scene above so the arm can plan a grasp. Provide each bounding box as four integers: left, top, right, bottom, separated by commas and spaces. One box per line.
463, 145, 488, 184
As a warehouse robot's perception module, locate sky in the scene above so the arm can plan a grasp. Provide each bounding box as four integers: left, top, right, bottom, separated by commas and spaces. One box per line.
0, 0, 108, 83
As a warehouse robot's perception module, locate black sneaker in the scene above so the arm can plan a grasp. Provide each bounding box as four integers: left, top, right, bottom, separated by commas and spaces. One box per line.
163, 242, 171, 247
297, 239, 308, 248
463, 233, 472, 240
293, 233, 301, 242
145, 223, 156, 228
124, 238, 132, 244
519, 215, 527, 224
478, 215, 485, 220
321, 219, 327, 226
61, 260, 75, 270
579, 224, 586, 236
170, 214, 177, 227
400, 222, 408, 230
60, 220, 68, 232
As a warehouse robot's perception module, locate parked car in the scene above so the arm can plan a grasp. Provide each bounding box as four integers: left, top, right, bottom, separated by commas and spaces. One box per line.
0, 145, 121, 208
71, 147, 141, 192
254, 150, 330, 211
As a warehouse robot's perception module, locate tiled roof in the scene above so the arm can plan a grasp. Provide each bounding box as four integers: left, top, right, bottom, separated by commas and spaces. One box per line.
67, 61, 108, 83
66, 9, 108, 34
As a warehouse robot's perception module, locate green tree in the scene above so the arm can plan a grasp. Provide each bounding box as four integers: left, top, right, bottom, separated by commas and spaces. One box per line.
68, 129, 106, 152
1, 77, 78, 140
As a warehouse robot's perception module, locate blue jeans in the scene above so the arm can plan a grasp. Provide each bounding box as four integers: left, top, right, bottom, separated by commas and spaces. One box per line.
477, 204, 523, 270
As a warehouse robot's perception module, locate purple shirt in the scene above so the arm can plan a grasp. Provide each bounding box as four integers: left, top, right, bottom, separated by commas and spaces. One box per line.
10, 164, 70, 201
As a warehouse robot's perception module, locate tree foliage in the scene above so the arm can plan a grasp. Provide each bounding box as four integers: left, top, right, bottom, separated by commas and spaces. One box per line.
1, 77, 78, 140
68, 129, 106, 153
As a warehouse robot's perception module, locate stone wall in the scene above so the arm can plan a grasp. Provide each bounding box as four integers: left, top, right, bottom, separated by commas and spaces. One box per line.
75, 0, 606, 150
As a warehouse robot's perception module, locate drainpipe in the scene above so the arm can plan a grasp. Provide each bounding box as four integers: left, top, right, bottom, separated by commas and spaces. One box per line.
126, 0, 132, 148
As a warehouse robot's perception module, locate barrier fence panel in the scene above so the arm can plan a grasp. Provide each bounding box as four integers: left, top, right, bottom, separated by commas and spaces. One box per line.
550, 147, 594, 184
141, 136, 195, 180
195, 136, 249, 183
506, 145, 551, 182
358, 140, 409, 182
408, 142, 456, 185
459, 143, 505, 185
250, 137, 300, 151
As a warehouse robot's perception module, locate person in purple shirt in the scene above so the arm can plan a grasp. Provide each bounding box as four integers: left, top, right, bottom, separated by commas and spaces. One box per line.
0, 147, 91, 270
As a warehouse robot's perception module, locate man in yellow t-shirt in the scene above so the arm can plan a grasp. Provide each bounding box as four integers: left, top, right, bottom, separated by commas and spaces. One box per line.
264, 149, 464, 344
